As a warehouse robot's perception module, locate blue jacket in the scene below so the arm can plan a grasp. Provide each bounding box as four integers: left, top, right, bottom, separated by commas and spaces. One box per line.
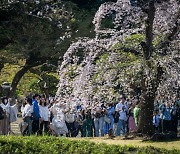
104, 107, 115, 134
162, 107, 172, 121
32, 99, 41, 120
153, 115, 160, 127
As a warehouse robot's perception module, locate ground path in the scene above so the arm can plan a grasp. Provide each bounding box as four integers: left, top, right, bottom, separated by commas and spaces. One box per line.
11, 118, 180, 150
70, 137, 180, 150
10, 117, 22, 135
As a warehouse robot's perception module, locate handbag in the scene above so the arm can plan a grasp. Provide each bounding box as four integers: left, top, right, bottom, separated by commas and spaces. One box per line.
104, 115, 111, 124
19, 121, 28, 133
30, 112, 37, 120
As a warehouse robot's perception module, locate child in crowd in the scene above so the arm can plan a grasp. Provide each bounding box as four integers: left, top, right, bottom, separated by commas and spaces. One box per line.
153, 110, 160, 133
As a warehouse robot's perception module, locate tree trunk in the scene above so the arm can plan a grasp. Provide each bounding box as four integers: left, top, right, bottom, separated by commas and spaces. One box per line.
137, 1, 156, 136
138, 97, 155, 136
0, 63, 4, 73
138, 64, 163, 136
43, 88, 49, 100
8, 64, 32, 98
0, 62, 4, 97
138, 79, 155, 136
0, 58, 5, 73
141, 1, 155, 60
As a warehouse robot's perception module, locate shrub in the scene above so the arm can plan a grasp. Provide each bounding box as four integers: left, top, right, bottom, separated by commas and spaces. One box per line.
0, 136, 179, 154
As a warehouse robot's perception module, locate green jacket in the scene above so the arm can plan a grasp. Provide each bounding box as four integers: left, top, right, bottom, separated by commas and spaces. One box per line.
133, 106, 140, 126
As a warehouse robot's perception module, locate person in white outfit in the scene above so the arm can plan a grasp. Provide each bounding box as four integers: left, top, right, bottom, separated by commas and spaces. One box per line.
0, 97, 18, 135
39, 97, 50, 135
115, 96, 128, 136
50, 102, 68, 136
22, 97, 33, 135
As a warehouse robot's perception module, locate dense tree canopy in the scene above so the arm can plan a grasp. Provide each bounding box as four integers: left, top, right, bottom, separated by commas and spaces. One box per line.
56, 0, 180, 136
0, 0, 100, 97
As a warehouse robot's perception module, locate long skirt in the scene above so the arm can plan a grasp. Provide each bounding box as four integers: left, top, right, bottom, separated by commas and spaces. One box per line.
128, 116, 136, 133
51, 118, 68, 135
82, 119, 93, 137
0, 116, 9, 135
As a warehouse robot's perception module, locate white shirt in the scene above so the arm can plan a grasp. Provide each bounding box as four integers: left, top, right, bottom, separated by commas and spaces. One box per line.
0, 103, 6, 111
0, 102, 11, 114
39, 105, 50, 121
21, 105, 24, 113
0, 102, 18, 122
115, 102, 128, 121
22, 104, 32, 117
52, 109, 68, 135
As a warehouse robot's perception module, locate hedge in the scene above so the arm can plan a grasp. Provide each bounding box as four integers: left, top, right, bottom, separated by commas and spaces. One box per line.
0, 136, 179, 154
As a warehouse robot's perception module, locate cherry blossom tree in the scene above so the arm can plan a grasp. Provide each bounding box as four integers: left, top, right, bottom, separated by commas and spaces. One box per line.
57, 0, 179, 136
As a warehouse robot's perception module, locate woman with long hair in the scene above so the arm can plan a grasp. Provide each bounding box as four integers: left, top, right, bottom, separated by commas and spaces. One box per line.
39, 97, 50, 135
0, 96, 18, 135
22, 97, 33, 135
0, 97, 9, 135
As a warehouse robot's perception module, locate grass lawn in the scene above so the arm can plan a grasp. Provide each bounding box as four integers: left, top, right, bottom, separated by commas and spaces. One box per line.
70, 137, 180, 150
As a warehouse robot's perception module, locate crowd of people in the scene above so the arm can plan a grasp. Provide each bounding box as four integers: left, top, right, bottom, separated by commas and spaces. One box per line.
0, 97, 18, 135
0, 94, 180, 137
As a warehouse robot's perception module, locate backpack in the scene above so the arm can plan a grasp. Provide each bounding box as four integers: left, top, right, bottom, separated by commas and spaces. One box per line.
0, 106, 5, 120
113, 111, 120, 123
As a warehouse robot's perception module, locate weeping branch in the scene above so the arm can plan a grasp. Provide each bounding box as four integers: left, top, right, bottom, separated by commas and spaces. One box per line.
157, 9, 180, 56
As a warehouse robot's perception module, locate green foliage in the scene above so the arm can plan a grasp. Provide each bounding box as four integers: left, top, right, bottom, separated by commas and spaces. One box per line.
0, 63, 59, 97
64, 65, 78, 80
124, 34, 145, 43
0, 1, 74, 65
6, 16, 61, 59
0, 136, 179, 154
101, 15, 114, 29
65, 0, 117, 9
99, 53, 110, 61
112, 34, 145, 51
0, 64, 19, 85
89, 38, 143, 97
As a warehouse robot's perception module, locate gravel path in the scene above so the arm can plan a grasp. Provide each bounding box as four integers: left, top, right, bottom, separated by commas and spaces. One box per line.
10, 117, 22, 135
